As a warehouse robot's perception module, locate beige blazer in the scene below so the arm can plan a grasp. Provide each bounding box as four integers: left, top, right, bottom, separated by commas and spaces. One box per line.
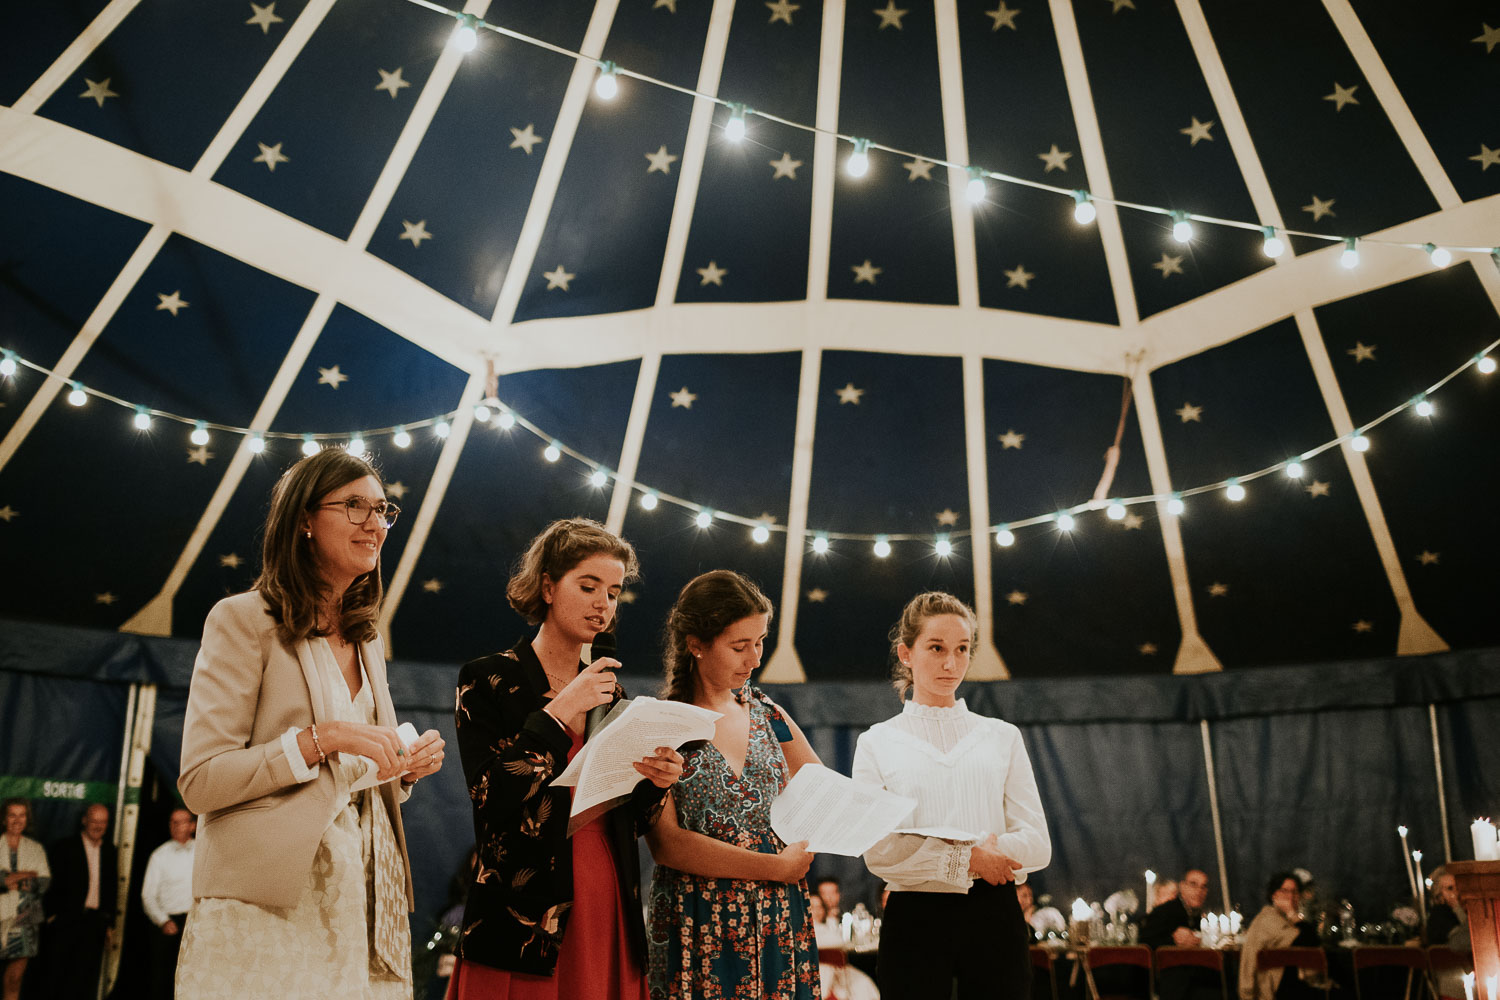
178, 590, 414, 910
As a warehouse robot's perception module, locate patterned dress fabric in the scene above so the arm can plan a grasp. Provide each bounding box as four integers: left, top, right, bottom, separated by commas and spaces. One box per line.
1, 839, 50, 958
175, 642, 412, 1000
647, 687, 818, 1000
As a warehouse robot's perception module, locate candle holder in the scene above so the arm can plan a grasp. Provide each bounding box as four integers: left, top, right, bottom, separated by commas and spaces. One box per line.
1069, 919, 1092, 948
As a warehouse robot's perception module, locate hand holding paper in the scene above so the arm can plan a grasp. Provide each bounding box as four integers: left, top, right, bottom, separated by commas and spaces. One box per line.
350, 722, 420, 791
552, 697, 721, 819
769, 764, 916, 856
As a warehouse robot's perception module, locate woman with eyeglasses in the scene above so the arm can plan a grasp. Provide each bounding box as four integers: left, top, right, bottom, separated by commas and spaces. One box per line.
174, 448, 445, 999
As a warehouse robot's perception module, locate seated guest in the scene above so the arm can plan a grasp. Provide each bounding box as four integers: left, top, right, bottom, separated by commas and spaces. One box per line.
1239, 872, 1318, 1000
1144, 869, 1215, 1000
810, 895, 879, 1000
1154, 880, 1179, 908
1017, 882, 1037, 925
139, 808, 196, 1000
817, 877, 844, 922
1426, 866, 1463, 946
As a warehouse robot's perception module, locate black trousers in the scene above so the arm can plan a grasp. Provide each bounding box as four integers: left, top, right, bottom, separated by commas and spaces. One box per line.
150, 913, 187, 1000
877, 881, 1033, 1000
44, 909, 109, 1000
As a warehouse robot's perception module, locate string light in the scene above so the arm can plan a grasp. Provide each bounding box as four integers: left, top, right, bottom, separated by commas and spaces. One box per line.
433, 419, 451, 439
248, 433, 266, 454
190, 420, 210, 446
449, 12, 478, 52
640, 491, 659, 510
1285, 460, 1304, 479
473, 404, 492, 423
0, 351, 16, 378
1341, 238, 1360, 270
594, 61, 619, 100
393, 426, 411, 448
1106, 500, 1126, 520
1171, 212, 1193, 244
1413, 395, 1434, 418
1056, 512, 1075, 532
347, 436, 366, 457
1350, 431, 1370, 452
935, 535, 953, 557
1167, 494, 1185, 516
812, 534, 830, 554
965, 167, 987, 205
543, 441, 561, 462
695, 509, 713, 528
873, 535, 891, 558
588, 467, 608, 487
752, 523, 771, 544
724, 103, 748, 142
301, 435, 319, 456
1072, 191, 1096, 224
498, 408, 516, 429
846, 138, 870, 178
995, 527, 1015, 548
132, 406, 152, 430
1225, 479, 1246, 502
67, 382, 87, 406
1261, 226, 1285, 259
1478, 354, 1497, 375
1425, 243, 1452, 268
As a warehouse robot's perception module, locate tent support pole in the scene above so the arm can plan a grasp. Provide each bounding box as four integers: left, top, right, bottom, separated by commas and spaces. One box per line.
1201, 719, 1231, 912
1429, 703, 1452, 863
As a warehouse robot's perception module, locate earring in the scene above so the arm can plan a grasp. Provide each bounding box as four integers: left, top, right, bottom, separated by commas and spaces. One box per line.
305, 530, 313, 539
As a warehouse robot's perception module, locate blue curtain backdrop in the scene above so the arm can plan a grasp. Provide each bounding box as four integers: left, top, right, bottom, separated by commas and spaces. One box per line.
3, 617, 1499, 929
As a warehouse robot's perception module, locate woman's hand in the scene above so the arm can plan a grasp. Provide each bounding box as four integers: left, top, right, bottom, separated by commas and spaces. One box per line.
543, 657, 619, 724
969, 834, 1023, 885
401, 730, 446, 783
633, 747, 684, 789
776, 840, 815, 884
320, 721, 408, 781
4, 870, 35, 890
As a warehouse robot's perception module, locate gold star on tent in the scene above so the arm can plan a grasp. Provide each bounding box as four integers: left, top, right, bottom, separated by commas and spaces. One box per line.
836, 382, 865, 405
1110, 0, 1135, 12
618, 589, 638, 604
422, 578, 444, 594
156, 291, 189, 316
769, 151, 803, 180
1005, 590, 1028, 605
1137, 642, 1157, 655
874, 0, 909, 30
1207, 582, 1229, 597
903, 158, 935, 182
219, 553, 243, 568
645, 145, 679, 175
399, 220, 432, 247
374, 68, 410, 99
1416, 550, 1440, 566
1346, 341, 1377, 363
1471, 145, 1500, 171
1037, 144, 1072, 172
253, 141, 289, 171
385, 481, 408, 499
851, 259, 883, 285
654, 0, 677, 11
510, 124, 543, 155
78, 78, 119, 107
0, 506, 16, 523
246, 2, 284, 33
766, 0, 800, 24
1302, 195, 1336, 222
935, 509, 960, 526
757, 513, 779, 525
1323, 82, 1360, 111
1176, 402, 1203, 423
1305, 480, 1331, 498
317, 365, 349, 389
1180, 117, 1215, 146
986, 2, 1019, 30
1352, 619, 1373, 633
1153, 253, 1184, 278
669, 387, 698, 409
186, 445, 214, 465
543, 265, 575, 291
806, 588, 829, 603
1004, 264, 1035, 289
94, 592, 118, 606
998, 429, 1025, 450
697, 261, 727, 287
1121, 512, 1144, 530
1473, 23, 1500, 54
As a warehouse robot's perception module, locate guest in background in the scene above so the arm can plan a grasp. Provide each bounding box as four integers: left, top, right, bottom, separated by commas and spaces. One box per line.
1141, 868, 1208, 948
817, 877, 844, 921
1016, 882, 1037, 925
809, 896, 880, 1000
853, 592, 1051, 1000
140, 808, 195, 1000
647, 570, 821, 1000
1426, 866, 1463, 946
1239, 872, 1318, 1000
43, 803, 115, 1000
449, 518, 681, 999
1154, 880, 1179, 908
174, 448, 444, 999
1, 798, 49, 1000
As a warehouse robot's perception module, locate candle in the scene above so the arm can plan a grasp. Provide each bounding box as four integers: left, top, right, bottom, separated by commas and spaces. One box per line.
1412, 851, 1426, 917
1230, 910, 1243, 935
1473, 819, 1498, 861
1399, 826, 1419, 900
1072, 898, 1093, 922
1461, 972, 1472, 1000
1146, 870, 1157, 913
1487, 976, 1497, 1000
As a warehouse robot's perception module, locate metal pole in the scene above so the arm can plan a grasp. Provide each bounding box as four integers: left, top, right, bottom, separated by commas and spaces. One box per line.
1200, 719, 1232, 912
1429, 703, 1453, 863
112, 684, 138, 845
104, 683, 156, 998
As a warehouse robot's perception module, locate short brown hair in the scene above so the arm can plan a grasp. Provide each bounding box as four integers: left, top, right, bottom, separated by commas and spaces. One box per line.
1, 798, 30, 829
661, 570, 773, 702
889, 592, 978, 699
252, 448, 385, 645
506, 518, 639, 625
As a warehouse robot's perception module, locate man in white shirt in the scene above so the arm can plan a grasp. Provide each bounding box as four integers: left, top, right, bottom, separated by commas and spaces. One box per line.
140, 808, 195, 1000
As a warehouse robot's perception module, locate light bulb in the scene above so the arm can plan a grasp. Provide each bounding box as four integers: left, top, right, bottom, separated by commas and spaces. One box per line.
67, 384, 87, 407
1426, 243, 1451, 268
847, 139, 870, 178
133, 409, 152, 430
1478, 355, 1496, 375
812, 535, 829, 555
640, 492, 659, 510
1172, 213, 1193, 243
1341, 238, 1359, 270
1226, 481, 1246, 502
752, 524, 771, 544
248, 434, 266, 454
965, 169, 986, 205
190, 423, 210, 446
995, 527, 1015, 548
935, 536, 953, 557
498, 409, 516, 429
594, 63, 618, 100
302, 437, 320, 457
474, 404, 491, 423
1285, 460, 1304, 479
0, 354, 16, 377
695, 510, 712, 529
1350, 432, 1370, 452
588, 468, 607, 487
347, 437, 365, 458
1073, 192, 1096, 224
1414, 396, 1434, 417
1107, 501, 1126, 521
450, 14, 478, 52
434, 420, 451, 439
544, 442, 561, 462
1167, 495, 1185, 516
1261, 227, 1285, 258
1056, 513, 1075, 532
873, 536, 891, 558
393, 427, 411, 448
725, 104, 747, 142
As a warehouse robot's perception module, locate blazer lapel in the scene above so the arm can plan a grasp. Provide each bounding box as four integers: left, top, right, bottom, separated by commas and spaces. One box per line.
293, 638, 329, 723
361, 637, 397, 728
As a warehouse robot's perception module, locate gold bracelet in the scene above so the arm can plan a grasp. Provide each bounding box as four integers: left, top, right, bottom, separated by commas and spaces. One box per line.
308, 724, 328, 766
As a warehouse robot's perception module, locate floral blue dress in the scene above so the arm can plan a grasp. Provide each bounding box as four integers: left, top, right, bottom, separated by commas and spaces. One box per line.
647, 687, 819, 1000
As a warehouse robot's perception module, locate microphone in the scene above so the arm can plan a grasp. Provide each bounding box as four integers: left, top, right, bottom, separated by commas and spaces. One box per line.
583, 630, 618, 740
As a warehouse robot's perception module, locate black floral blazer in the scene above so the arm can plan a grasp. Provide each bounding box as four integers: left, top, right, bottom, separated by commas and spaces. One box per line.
454, 635, 668, 976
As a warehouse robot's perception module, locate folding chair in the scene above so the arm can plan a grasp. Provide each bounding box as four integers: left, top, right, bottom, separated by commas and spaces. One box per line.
1156, 946, 1229, 1000
1032, 945, 1061, 1000
818, 948, 849, 1000
1083, 945, 1154, 1000
1352, 946, 1427, 1000
1256, 947, 1332, 1000
1426, 946, 1473, 1000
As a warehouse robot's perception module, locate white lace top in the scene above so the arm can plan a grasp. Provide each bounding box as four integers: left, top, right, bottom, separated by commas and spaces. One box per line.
852, 699, 1051, 894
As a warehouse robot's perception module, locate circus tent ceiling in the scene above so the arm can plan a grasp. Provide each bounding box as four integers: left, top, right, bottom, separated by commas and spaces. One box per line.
0, 0, 1497, 682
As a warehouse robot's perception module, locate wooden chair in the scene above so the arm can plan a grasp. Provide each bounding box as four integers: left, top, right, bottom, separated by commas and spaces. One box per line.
1156, 946, 1229, 1000
1352, 946, 1427, 1000
1031, 946, 1061, 1000
1256, 948, 1331, 1000
1083, 945, 1154, 1000
1426, 946, 1474, 1000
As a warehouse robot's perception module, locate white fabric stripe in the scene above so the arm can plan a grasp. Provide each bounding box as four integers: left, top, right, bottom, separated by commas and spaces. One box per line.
932, 0, 977, 311
963, 352, 1007, 680
11, 0, 142, 115
805, 0, 846, 302
604, 351, 662, 532
760, 346, 821, 683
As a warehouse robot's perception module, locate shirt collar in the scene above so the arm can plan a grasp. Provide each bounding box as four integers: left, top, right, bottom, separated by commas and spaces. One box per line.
902, 698, 969, 720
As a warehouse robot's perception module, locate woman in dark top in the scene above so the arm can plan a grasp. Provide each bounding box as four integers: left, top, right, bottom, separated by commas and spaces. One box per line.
447, 518, 683, 1000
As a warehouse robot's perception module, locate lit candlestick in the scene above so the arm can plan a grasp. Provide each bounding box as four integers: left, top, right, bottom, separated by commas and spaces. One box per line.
1461, 972, 1472, 1000
1146, 870, 1157, 913
1072, 898, 1093, 922
1230, 910, 1243, 935
1412, 851, 1425, 917
1473, 819, 1499, 861
1399, 826, 1419, 901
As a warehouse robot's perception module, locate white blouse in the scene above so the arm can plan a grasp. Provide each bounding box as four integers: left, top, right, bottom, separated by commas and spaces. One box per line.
852, 699, 1051, 894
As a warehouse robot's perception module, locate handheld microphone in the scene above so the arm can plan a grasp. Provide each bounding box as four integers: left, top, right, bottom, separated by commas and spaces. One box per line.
584, 630, 618, 740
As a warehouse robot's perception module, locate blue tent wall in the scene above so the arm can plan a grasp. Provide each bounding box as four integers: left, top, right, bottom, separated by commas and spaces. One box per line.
3, 617, 1499, 928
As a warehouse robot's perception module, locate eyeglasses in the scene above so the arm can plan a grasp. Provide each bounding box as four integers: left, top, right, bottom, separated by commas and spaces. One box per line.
315, 496, 401, 528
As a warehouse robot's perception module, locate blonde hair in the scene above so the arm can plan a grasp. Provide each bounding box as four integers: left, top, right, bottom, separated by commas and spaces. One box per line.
888, 591, 978, 699
661, 571, 773, 702
506, 518, 639, 625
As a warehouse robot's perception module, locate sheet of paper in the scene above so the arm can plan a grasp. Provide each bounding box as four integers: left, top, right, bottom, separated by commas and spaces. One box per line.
349, 722, 420, 791
769, 764, 916, 856
551, 697, 721, 818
